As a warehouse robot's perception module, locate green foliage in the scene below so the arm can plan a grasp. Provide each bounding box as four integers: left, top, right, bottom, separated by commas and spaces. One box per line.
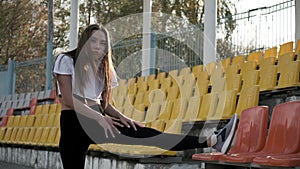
0, 0, 48, 64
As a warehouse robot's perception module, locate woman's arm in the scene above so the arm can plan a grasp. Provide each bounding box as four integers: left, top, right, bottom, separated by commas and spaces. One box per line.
56, 74, 122, 137
105, 103, 144, 130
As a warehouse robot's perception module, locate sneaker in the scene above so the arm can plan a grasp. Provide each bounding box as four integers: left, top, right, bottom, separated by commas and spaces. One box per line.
212, 114, 238, 154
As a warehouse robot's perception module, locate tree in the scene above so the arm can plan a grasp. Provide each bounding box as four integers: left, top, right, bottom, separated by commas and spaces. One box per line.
0, 0, 48, 64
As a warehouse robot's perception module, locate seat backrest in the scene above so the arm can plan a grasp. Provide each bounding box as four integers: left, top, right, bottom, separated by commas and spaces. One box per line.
229, 106, 269, 154
261, 101, 300, 154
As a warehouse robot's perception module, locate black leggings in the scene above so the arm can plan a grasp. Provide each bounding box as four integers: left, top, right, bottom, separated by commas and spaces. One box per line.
59, 110, 208, 169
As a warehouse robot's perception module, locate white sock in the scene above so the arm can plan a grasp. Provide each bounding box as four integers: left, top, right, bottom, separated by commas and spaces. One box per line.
210, 134, 217, 147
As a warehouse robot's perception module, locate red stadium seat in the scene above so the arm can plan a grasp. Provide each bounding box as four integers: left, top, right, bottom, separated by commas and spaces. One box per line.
192, 106, 268, 161
219, 101, 300, 163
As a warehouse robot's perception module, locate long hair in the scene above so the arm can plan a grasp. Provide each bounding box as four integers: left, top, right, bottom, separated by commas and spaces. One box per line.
75, 24, 113, 109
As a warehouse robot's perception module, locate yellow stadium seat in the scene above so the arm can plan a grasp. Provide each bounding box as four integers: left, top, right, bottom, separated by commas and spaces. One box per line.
158, 101, 173, 121
259, 57, 277, 91
136, 76, 145, 85
46, 127, 59, 147
122, 106, 133, 119
14, 127, 24, 144
279, 41, 294, 56
296, 39, 300, 54
183, 96, 201, 122
160, 77, 172, 93
241, 70, 260, 90
146, 74, 156, 82
25, 115, 35, 127
113, 95, 125, 110
133, 92, 145, 108
144, 102, 161, 123
20, 127, 30, 144
211, 77, 225, 93
25, 127, 36, 145
35, 105, 43, 115
205, 62, 216, 76
12, 115, 21, 127
247, 51, 263, 64
240, 61, 258, 74
137, 81, 148, 93
169, 98, 188, 120
131, 107, 146, 122
48, 104, 57, 114
218, 58, 231, 70
235, 86, 259, 116
41, 104, 50, 114
277, 61, 300, 88
192, 65, 204, 78
210, 65, 225, 85
128, 83, 137, 95
148, 79, 160, 91
179, 67, 191, 76
264, 47, 278, 58
46, 114, 56, 126
277, 51, 296, 72
40, 114, 49, 127
51, 127, 60, 147
166, 86, 180, 100
169, 69, 178, 78
194, 77, 209, 96
56, 104, 62, 114
118, 79, 127, 86
197, 93, 218, 121
0, 127, 6, 142
38, 127, 51, 146
2, 127, 13, 144
32, 127, 43, 146
156, 72, 166, 82
164, 120, 182, 134
19, 115, 27, 127
7, 127, 18, 144
151, 89, 166, 103
117, 85, 128, 96
149, 120, 165, 132
225, 74, 242, 92
6, 116, 14, 127
208, 90, 237, 120
232, 55, 246, 69
34, 115, 43, 127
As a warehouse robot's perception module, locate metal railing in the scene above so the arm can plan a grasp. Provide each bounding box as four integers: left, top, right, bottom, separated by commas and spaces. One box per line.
217, 0, 295, 57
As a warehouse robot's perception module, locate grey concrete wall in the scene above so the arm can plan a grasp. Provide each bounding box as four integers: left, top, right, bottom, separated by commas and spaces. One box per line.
0, 147, 203, 169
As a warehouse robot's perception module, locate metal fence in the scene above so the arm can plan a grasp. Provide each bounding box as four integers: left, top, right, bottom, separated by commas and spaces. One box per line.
217, 0, 295, 57
0, 0, 296, 92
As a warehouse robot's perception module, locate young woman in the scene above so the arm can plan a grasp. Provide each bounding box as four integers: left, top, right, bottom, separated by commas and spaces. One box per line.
53, 24, 237, 169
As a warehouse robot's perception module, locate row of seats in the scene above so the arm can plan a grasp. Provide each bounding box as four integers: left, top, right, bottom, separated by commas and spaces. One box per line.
0, 103, 61, 148
110, 40, 300, 121
0, 89, 57, 117
192, 101, 300, 168
0, 102, 179, 156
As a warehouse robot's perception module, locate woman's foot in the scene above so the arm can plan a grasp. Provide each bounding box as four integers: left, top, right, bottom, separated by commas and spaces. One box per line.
210, 114, 238, 154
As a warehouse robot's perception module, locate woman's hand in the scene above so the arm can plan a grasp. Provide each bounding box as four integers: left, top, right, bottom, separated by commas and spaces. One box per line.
118, 115, 144, 131
96, 115, 123, 138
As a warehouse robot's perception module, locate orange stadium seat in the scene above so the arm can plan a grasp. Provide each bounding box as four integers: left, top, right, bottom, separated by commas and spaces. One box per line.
192, 106, 268, 161
219, 101, 300, 163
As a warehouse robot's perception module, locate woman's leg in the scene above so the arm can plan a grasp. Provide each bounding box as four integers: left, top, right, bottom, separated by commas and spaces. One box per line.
59, 110, 93, 169
76, 111, 238, 153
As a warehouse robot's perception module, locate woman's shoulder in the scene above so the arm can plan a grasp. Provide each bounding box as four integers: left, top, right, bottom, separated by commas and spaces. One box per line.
53, 53, 74, 74
56, 53, 74, 62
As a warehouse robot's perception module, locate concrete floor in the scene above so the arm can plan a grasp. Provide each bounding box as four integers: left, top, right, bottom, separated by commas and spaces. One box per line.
0, 161, 34, 169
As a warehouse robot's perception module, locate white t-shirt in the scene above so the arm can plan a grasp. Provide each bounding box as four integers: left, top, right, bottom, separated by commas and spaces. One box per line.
53, 54, 119, 100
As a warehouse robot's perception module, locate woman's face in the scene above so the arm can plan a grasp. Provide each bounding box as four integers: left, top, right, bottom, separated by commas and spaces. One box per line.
88, 30, 107, 63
